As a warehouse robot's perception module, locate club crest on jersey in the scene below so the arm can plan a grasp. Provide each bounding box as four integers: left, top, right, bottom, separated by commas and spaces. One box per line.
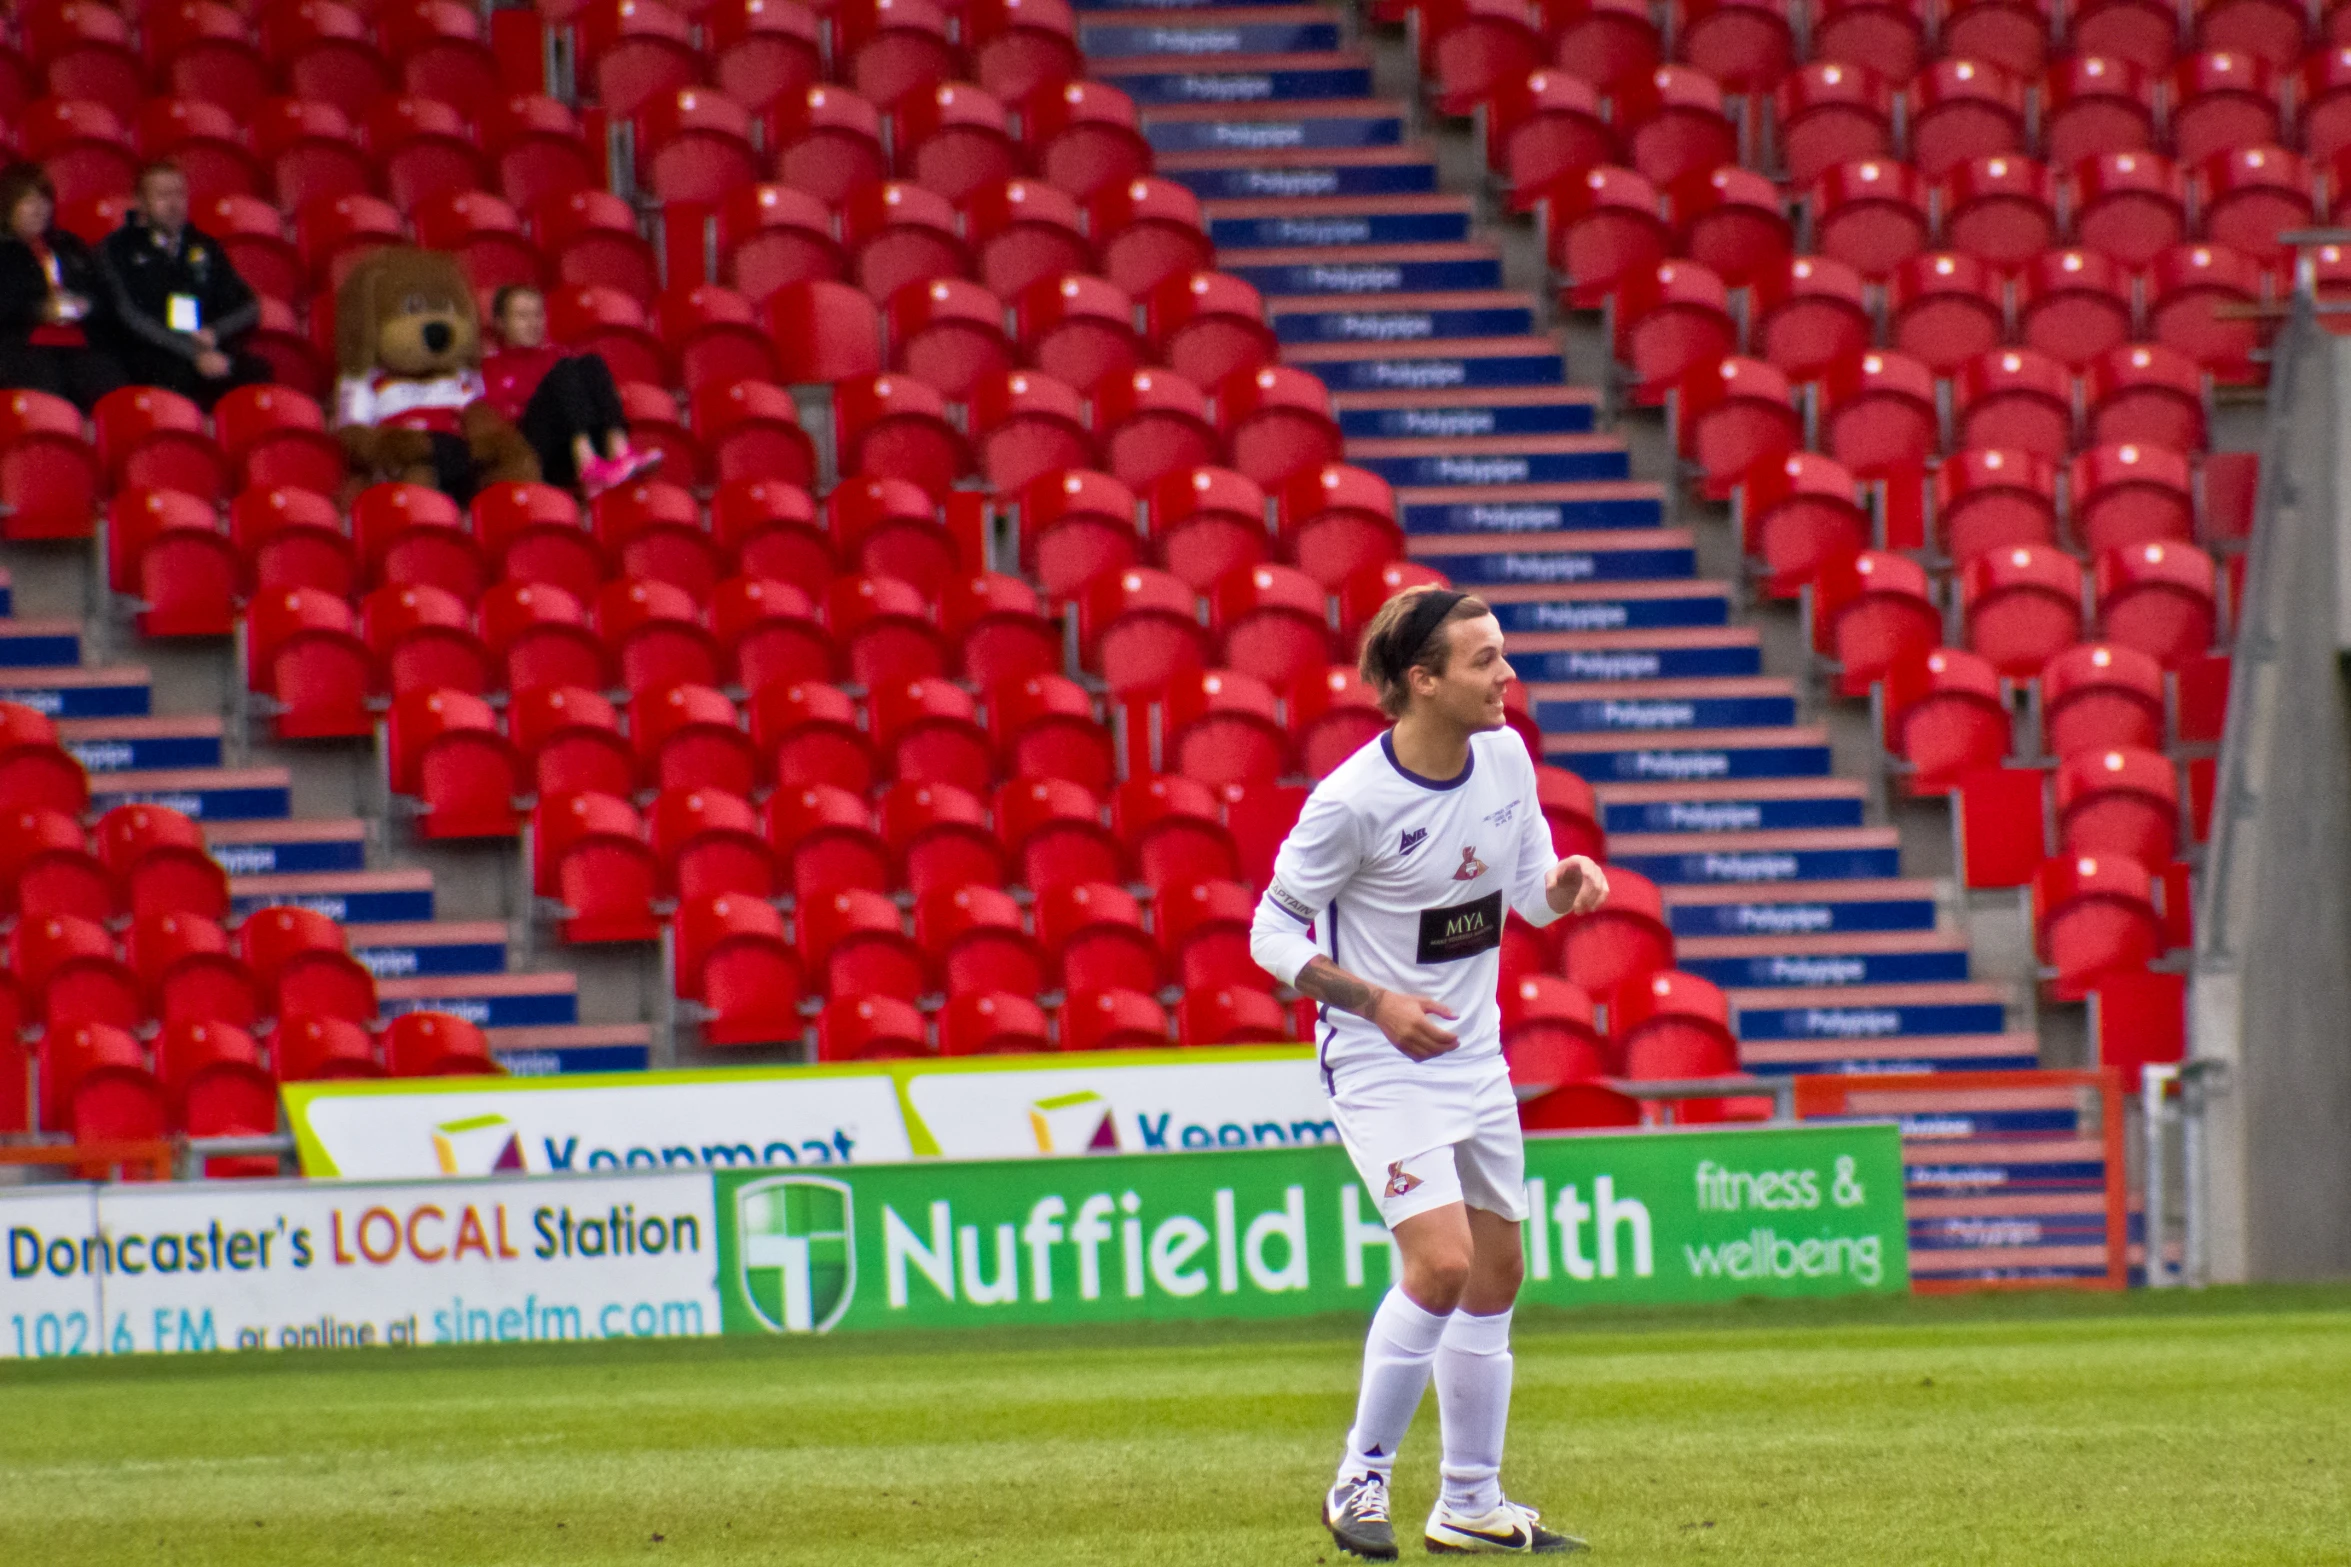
1384, 1161, 1422, 1198
1453, 845, 1488, 880
1398, 827, 1427, 857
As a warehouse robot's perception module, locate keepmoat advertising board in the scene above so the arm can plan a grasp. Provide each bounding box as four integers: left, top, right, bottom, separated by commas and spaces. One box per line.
1, 1124, 1907, 1358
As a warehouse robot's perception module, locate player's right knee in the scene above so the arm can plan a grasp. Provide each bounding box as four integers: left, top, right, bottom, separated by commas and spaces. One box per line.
1406, 1253, 1473, 1312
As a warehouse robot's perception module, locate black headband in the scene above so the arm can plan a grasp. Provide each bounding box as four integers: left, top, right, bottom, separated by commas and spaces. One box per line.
1381, 589, 1468, 685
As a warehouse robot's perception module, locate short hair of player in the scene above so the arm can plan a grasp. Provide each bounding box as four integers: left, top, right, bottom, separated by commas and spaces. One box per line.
1357, 584, 1492, 718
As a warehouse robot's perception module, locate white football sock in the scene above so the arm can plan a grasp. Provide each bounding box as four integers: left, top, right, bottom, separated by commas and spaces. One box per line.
1435, 1305, 1513, 1515
1338, 1287, 1453, 1484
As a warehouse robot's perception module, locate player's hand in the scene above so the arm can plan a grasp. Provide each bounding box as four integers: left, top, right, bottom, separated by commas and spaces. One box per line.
1372, 992, 1459, 1060
1546, 855, 1610, 917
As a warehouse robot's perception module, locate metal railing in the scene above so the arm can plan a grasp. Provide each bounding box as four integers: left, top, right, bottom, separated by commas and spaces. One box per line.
2141, 1060, 2227, 1289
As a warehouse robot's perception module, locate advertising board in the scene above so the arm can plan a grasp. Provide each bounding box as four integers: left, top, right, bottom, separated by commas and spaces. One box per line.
282, 1047, 1331, 1179
2, 1122, 1906, 1358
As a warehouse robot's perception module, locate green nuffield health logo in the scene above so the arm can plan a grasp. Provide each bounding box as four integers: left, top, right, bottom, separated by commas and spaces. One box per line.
735, 1176, 855, 1333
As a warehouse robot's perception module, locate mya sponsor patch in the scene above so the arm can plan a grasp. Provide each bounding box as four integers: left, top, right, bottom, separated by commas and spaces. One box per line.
1416, 891, 1502, 963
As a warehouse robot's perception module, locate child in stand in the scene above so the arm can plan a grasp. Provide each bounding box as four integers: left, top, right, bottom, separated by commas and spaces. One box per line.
481, 285, 660, 498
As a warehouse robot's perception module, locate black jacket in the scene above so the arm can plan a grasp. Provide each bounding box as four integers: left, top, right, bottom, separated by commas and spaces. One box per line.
0, 229, 112, 344
97, 217, 259, 364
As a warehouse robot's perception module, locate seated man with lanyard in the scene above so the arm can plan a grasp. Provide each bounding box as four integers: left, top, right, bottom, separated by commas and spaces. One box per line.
99, 161, 269, 410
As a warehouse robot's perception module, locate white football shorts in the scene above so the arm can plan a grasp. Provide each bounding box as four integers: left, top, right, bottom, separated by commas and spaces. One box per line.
1332, 1061, 1529, 1228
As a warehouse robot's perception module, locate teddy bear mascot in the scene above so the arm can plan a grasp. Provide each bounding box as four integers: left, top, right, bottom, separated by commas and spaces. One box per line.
332, 246, 539, 505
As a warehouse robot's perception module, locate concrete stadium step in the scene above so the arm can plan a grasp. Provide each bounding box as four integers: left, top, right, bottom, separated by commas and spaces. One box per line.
89, 765, 293, 820
1524, 674, 1798, 732
349, 919, 510, 979
1544, 724, 1835, 783
0, 616, 81, 665
1593, 777, 1869, 832
1271, 290, 1538, 345
1409, 527, 1693, 588
1823, 1084, 2085, 1140
204, 817, 368, 875
1079, 7, 1346, 55
1093, 49, 1375, 105
1480, 580, 1732, 633
1606, 827, 1903, 885
0, 664, 151, 718
1396, 481, 1665, 534
1286, 336, 1566, 391
1205, 194, 1475, 248
1743, 1032, 2042, 1077
1663, 878, 1942, 937
1335, 386, 1599, 438
380, 972, 581, 1029
1506, 628, 1763, 682
58, 714, 221, 771
486, 1023, 653, 1075
1676, 930, 1975, 988
229, 868, 434, 923
1224, 245, 1505, 295
1144, 100, 1406, 155
1349, 435, 1630, 487
1161, 146, 1440, 199
1731, 981, 2011, 1044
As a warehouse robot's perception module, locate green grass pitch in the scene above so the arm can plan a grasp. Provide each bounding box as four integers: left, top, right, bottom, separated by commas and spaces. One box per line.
2, 1286, 2347, 1566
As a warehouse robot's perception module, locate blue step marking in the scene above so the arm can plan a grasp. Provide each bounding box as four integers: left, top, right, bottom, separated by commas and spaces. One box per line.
1490, 596, 1730, 633
0, 678, 149, 718
1902, 1157, 2104, 1193
495, 1043, 652, 1075
1737, 1000, 2010, 1042
1211, 210, 1470, 246
230, 887, 435, 923
1535, 694, 1801, 732
1669, 896, 1940, 937
1402, 496, 1661, 532
353, 940, 508, 979
1083, 20, 1343, 51
380, 990, 580, 1029
1823, 1107, 2080, 1138
1108, 66, 1375, 105
90, 779, 292, 820
1361, 450, 1631, 486
1146, 114, 1403, 152
1339, 400, 1595, 438
1303, 353, 1564, 390
67, 733, 222, 772
1419, 544, 1697, 585
1514, 648, 1758, 681
0, 626, 79, 665
211, 839, 367, 876
1612, 846, 1905, 884
0, 583, 11, 615
1227, 257, 1501, 294
1274, 305, 1533, 343
1601, 793, 1859, 832
1552, 742, 1835, 783
1910, 1214, 2110, 1248
1680, 950, 1974, 988
1166, 162, 1437, 198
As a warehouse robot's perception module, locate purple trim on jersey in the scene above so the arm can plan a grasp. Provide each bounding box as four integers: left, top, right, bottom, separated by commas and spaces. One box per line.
1381, 731, 1475, 792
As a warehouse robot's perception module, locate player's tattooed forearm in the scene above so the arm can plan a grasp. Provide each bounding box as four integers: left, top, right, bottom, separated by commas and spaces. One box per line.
1296, 956, 1386, 1020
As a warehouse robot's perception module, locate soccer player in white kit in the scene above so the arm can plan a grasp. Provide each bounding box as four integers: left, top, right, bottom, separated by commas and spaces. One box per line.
1250, 586, 1609, 1558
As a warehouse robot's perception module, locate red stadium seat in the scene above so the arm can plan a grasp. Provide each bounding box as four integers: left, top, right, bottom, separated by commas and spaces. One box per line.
1211, 563, 1334, 691
1940, 154, 2057, 269
2071, 151, 2187, 270
1490, 69, 1619, 198
535, 792, 659, 942
382, 1011, 500, 1078
1615, 259, 1736, 404
363, 582, 491, 697
1671, 165, 1792, 289
2085, 342, 2207, 451
2070, 442, 2194, 554
1114, 773, 1239, 892
1955, 346, 2076, 458
1676, 356, 1801, 499
0, 389, 101, 542
880, 777, 1005, 897
2040, 641, 2167, 757
1019, 78, 1152, 200
248, 587, 373, 738
2057, 744, 2180, 866
765, 83, 889, 206
1158, 877, 1269, 994
1936, 447, 2059, 566
765, 781, 890, 903
0, 806, 108, 927
968, 0, 1080, 103
1963, 544, 2087, 677
718, 184, 843, 304
2042, 55, 2154, 171
995, 774, 1124, 889
23, 97, 140, 206
691, 379, 818, 490
885, 277, 1015, 399
825, 573, 949, 686
1161, 668, 1287, 788
817, 993, 930, 1059
804, 884, 929, 1002
632, 682, 757, 796
833, 372, 969, 497
535, 189, 660, 304
938, 989, 1053, 1055
1815, 548, 1942, 693
1820, 349, 1939, 477
751, 679, 874, 795
1556, 865, 1673, 995
1883, 646, 2012, 793
2035, 851, 2162, 997
1811, 158, 1928, 279
388, 687, 522, 840
2147, 243, 2266, 383
1617, 65, 1738, 190
2017, 248, 2136, 369
943, 571, 1060, 687
1061, 987, 1170, 1052
1543, 165, 1672, 307
1748, 254, 1873, 381
1086, 176, 1215, 297
1539, 0, 1665, 90
1774, 61, 1893, 188
0, 711, 89, 820
2095, 540, 2220, 665
917, 883, 1046, 1000
891, 80, 1017, 205
1740, 450, 1867, 596
1889, 252, 2005, 374
234, 485, 358, 599
1149, 465, 1270, 593
2174, 51, 2283, 169
1811, 0, 1927, 78
240, 904, 377, 1024
1909, 58, 2025, 181
1422, 0, 1546, 115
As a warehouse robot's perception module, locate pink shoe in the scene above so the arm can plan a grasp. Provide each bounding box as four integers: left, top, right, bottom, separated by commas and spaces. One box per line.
580, 448, 663, 498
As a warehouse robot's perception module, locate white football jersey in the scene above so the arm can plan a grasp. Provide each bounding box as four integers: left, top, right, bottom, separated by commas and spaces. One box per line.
1250, 727, 1563, 1089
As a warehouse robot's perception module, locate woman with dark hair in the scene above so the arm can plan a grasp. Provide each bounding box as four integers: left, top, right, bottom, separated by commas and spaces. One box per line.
0, 163, 128, 412
480, 284, 659, 499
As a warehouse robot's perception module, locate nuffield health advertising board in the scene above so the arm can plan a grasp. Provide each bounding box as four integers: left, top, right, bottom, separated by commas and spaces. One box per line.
2, 1124, 1905, 1358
